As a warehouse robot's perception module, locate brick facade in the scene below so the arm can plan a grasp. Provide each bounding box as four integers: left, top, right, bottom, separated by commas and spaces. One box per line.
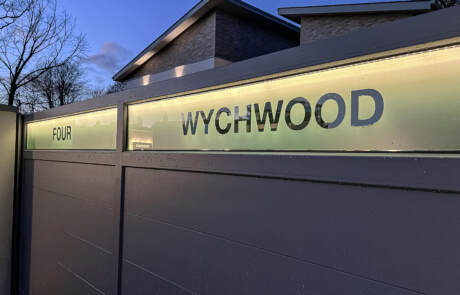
127, 12, 217, 80
125, 9, 299, 82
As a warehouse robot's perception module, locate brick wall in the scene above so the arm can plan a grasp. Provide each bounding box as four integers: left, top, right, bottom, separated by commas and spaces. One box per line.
127, 12, 217, 80
125, 9, 299, 82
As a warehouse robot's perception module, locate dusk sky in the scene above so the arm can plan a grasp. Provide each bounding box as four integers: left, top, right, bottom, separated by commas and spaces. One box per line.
58, 0, 398, 88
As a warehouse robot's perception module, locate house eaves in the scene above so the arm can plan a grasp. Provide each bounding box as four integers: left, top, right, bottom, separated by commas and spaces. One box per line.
113, 0, 299, 82
278, 0, 434, 24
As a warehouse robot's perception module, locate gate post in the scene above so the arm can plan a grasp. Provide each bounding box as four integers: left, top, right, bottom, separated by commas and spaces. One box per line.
0, 105, 19, 295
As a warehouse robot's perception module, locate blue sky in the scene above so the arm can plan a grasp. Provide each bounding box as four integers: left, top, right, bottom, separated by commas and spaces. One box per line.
58, 0, 395, 88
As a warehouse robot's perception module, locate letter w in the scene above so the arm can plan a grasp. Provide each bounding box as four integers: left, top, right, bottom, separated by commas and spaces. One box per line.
181, 111, 200, 135
254, 100, 283, 132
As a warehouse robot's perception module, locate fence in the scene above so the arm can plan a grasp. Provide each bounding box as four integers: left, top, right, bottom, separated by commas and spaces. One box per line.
17, 7, 460, 295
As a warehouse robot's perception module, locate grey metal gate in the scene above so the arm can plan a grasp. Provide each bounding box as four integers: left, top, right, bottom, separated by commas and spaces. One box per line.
18, 7, 460, 295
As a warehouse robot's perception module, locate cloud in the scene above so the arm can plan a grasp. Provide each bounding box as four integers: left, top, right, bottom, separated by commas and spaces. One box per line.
83, 42, 132, 73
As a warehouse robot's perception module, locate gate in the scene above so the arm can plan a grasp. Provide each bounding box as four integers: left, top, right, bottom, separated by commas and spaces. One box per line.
18, 7, 460, 295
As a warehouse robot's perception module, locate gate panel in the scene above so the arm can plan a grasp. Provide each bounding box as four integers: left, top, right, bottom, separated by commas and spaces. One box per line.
121, 167, 460, 295
25, 160, 117, 295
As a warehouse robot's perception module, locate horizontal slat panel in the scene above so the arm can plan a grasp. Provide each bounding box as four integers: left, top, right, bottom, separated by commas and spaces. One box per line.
122, 261, 196, 295
54, 263, 107, 295
27, 161, 116, 295
23, 151, 117, 166
123, 214, 420, 295
33, 160, 116, 208
24, 151, 460, 193
45, 188, 115, 254
58, 231, 114, 295
124, 167, 460, 295
122, 152, 460, 192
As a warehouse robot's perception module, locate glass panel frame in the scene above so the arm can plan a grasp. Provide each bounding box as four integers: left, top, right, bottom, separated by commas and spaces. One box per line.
127, 45, 460, 152
26, 108, 117, 150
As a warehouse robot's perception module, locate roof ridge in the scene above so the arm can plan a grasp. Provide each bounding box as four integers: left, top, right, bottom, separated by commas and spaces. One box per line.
113, 0, 299, 82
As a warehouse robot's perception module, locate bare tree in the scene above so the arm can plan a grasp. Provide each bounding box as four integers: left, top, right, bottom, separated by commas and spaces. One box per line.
89, 88, 106, 98
29, 61, 54, 107
433, 0, 459, 8
82, 82, 125, 102
19, 85, 46, 112
28, 61, 84, 109
0, 0, 86, 106
54, 61, 83, 106
106, 81, 125, 94
0, 0, 30, 30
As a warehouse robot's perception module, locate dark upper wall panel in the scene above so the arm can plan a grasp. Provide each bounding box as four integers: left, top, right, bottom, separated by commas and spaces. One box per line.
300, 13, 412, 44
215, 9, 299, 62
278, 1, 431, 44
126, 12, 217, 80
278, 1, 432, 23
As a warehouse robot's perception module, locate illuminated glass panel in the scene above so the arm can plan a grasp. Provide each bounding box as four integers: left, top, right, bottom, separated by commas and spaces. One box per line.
127, 45, 460, 152
26, 108, 117, 150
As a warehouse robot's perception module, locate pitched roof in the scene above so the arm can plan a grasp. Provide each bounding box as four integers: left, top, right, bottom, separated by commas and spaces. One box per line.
113, 0, 299, 82
278, 0, 434, 23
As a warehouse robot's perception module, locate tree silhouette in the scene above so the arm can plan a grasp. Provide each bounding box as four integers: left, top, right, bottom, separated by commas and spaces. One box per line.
0, 0, 86, 106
